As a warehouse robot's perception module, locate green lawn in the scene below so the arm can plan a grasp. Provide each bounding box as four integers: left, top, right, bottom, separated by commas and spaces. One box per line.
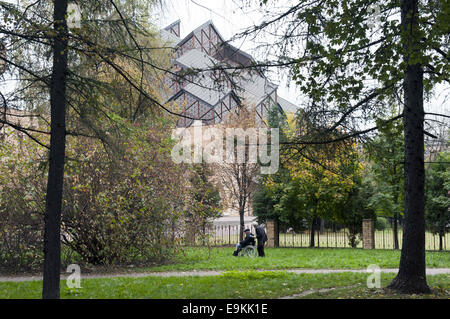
138, 247, 450, 272
1, 248, 449, 299
1, 271, 449, 299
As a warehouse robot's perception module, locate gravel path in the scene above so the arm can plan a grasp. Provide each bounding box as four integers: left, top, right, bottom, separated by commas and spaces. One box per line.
0, 268, 449, 282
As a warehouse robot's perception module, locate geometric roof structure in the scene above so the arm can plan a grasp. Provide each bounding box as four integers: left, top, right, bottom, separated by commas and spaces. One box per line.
160, 20, 298, 127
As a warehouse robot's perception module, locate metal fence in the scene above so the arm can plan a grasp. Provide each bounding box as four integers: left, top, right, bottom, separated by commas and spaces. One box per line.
277, 227, 449, 251
191, 224, 257, 247
192, 224, 449, 251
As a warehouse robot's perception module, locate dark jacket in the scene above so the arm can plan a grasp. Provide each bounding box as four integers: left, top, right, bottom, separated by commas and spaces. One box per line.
255, 226, 268, 244
239, 233, 255, 247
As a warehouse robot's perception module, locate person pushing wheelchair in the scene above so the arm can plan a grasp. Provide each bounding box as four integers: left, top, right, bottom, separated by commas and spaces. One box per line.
254, 223, 268, 257
232, 228, 255, 256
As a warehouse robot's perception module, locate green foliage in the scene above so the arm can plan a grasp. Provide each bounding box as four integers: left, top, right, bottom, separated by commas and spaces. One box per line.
62, 118, 187, 265
365, 117, 404, 219
188, 163, 222, 220
185, 163, 222, 245
0, 114, 191, 269
336, 175, 377, 247
375, 217, 391, 231
276, 0, 449, 107
253, 104, 291, 226
0, 134, 47, 272
425, 151, 450, 235
252, 185, 278, 222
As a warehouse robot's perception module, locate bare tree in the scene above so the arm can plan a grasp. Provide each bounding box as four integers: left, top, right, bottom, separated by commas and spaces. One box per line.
215, 106, 260, 241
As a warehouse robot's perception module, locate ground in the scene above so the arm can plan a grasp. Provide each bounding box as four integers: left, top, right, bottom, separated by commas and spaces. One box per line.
0, 247, 449, 299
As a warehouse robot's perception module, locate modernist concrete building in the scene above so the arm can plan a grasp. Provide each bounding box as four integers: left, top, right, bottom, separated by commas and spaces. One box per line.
160, 20, 298, 128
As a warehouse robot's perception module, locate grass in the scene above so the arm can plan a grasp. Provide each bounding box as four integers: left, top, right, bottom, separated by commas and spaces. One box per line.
0, 272, 448, 299
1, 248, 448, 299
301, 274, 450, 299
137, 247, 450, 272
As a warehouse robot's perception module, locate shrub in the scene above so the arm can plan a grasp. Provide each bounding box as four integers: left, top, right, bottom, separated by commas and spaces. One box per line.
375, 217, 390, 231
61, 121, 188, 265
0, 135, 46, 272
0, 118, 192, 270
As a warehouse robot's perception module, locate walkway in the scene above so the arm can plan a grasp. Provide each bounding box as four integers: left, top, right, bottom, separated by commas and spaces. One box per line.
0, 268, 449, 282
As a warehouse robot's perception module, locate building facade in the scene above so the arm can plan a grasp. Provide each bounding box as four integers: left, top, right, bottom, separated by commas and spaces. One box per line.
160, 20, 297, 128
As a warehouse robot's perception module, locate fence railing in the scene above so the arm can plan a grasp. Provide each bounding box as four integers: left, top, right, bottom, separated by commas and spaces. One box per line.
191, 224, 256, 247
191, 224, 449, 251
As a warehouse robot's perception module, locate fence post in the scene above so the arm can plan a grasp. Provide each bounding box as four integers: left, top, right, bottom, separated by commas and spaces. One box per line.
185, 221, 196, 246
335, 226, 337, 248
362, 219, 375, 249
292, 231, 295, 247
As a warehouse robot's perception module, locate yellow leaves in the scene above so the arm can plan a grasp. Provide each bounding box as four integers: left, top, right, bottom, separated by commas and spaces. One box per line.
264, 176, 275, 189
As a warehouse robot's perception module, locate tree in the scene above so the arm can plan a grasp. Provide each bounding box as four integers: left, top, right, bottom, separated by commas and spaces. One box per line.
0, 0, 181, 298
269, 110, 362, 247
366, 117, 404, 249
336, 170, 377, 247
425, 151, 450, 251
186, 162, 222, 245
242, 0, 449, 293
42, 0, 68, 299
215, 106, 261, 241
253, 104, 290, 232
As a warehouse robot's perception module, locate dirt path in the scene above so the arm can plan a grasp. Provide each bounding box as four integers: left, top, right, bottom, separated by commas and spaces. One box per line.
0, 268, 449, 282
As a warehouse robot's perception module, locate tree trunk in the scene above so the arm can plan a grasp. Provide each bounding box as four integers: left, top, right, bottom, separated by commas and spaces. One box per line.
388, 0, 430, 294
309, 217, 317, 248
42, 0, 68, 299
239, 202, 245, 242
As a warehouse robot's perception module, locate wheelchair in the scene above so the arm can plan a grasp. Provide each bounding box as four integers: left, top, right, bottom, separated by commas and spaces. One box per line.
237, 244, 257, 258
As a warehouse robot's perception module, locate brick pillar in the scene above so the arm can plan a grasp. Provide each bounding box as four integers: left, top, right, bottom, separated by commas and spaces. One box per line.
362, 219, 375, 249
185, 221, 196, 246
266, 219, 279, 248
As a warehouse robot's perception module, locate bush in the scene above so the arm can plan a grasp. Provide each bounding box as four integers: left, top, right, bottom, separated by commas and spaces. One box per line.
61, 122, 188, 266
0, 210, 44, 272
0, 118, 192, 270
0, 136, 46, 272
375, 217, 390, 231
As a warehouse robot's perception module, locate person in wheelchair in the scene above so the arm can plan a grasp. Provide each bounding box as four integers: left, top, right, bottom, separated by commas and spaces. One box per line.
232, 228, 256, 256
